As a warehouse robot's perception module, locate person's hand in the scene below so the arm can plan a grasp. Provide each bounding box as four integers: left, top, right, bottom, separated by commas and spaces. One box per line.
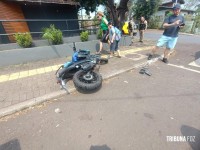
173, 20, 181, 25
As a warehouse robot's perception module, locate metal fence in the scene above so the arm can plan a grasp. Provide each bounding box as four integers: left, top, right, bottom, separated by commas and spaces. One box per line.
0, 19, 100, 44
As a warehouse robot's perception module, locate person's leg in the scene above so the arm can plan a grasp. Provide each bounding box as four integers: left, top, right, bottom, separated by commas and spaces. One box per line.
162, 48, 170, 63
164, 48, 170, 59
148, 35, 168, 60
109, 42, 115, 58
98, 30, 107, 53
115, 41, 121, 57
139, 30, 142, 41
163, 37, 178, 63
140, 30, 144, 42
99, 40, 103, 53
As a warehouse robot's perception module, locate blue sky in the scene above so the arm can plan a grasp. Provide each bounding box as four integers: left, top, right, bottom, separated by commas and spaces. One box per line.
78, 0, 120, 19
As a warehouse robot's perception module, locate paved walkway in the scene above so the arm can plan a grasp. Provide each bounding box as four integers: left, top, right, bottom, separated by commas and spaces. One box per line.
0, 40, 155, 117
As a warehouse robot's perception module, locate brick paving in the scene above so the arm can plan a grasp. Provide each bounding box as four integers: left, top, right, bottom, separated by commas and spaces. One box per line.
0, 41, 154, 111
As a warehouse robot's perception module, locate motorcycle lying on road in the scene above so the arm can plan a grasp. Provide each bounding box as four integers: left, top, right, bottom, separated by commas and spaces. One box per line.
56, 42, 108, 94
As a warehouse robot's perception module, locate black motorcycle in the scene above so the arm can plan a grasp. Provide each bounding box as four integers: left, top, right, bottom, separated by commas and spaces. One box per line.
56, 42, 108, 93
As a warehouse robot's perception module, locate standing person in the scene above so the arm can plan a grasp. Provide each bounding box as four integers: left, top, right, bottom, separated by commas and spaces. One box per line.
108, 21, 121, 58
128, 19, 133, 36
148, 4, 185, 64
96, 11, 109, 54
139, 16, 147, 42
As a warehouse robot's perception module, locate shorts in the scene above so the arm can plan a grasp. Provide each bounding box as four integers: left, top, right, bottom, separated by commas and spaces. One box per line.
101, 30, 109, 43
110, 40, 119, 52
156, 35, 178, 50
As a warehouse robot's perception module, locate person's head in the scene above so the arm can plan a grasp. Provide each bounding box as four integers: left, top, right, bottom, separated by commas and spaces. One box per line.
108, 21, 113, 29
140, 16, 145, 22
173, 4, 181, 16
97, 11, 104, 20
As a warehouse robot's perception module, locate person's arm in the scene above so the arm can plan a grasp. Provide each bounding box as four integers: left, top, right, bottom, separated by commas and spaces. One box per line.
111, 33, 116, 43
163, 17, 181, 29
111, 28, 116, 43
179, 16, 185, 29
103, 18, 108, 26
145, 20, 148, 30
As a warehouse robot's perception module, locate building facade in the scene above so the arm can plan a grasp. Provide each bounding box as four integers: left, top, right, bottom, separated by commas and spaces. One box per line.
0, 0, 80, 43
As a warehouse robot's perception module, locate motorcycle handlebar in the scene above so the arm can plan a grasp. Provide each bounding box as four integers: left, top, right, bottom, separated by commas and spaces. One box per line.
73, 42, 76, 51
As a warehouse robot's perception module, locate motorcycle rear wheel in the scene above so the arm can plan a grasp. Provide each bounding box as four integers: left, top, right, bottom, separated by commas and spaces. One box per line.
99, 58, 108, 65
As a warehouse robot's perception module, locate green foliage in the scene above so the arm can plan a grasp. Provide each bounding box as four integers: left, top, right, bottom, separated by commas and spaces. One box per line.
92, 16, 100, 26
148, 16, 160, 29
42, 25, 63, 45
180, 25, 191, 33
132, 0, 161, 20
75, 0, 106, 14
166, 11, 173, 17
14, 32, 32, 48
97, 29, 103, 39
191, 7, 200, 33
80, 31, 89, 42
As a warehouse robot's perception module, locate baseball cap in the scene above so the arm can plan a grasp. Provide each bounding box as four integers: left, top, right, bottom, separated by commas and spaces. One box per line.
173, 4, 181, 10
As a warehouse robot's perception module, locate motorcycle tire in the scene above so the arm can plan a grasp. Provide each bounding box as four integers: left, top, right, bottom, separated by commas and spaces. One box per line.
73, 70, 102, 93
99, 58, 108, 65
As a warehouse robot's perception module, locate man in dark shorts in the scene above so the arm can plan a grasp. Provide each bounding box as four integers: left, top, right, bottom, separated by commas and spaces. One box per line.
148, 4, 185, 64
139, 16, 147, 42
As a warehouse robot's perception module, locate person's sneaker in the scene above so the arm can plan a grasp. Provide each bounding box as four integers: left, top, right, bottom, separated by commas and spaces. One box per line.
162, 58, 169, 64
148, 54, 153, 60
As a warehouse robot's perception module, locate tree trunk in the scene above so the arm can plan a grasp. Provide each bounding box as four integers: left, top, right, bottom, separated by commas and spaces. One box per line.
106, 0, 129, 29
107, 0, 119, 27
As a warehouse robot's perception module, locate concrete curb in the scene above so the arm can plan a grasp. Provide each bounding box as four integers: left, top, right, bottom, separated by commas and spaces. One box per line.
0, 59, 151, 118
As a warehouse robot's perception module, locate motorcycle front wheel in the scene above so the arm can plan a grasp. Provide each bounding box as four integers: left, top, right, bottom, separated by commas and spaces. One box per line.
73, 70, 102, 93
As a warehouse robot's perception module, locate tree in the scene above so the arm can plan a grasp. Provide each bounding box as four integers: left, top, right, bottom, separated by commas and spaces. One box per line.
132, 0, 161, 21
172, 0, 185, 4
182, 0, 200, 9
191, 5, 200, 33
75, 0, 130, 29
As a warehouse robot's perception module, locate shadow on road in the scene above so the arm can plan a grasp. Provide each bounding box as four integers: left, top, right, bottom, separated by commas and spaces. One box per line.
0, 139, 21, 150
181, 125, 200, 150
195, 51, 200, 60
90, 144, 111, 150
51, 45, 61, 58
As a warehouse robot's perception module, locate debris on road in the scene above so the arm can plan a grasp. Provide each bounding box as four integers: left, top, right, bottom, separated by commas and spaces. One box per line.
55, 108, 62, 113
139, 67, 152, 76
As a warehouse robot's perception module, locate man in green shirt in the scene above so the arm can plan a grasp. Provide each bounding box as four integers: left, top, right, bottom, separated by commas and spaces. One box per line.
97, 11, 109, 54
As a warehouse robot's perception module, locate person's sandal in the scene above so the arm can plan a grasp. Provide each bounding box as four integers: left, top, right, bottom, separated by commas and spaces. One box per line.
162, 58, 169, 64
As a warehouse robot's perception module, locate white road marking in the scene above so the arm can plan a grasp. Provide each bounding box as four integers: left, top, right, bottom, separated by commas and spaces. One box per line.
168, 63, 200, 74
189, 58, 200, 68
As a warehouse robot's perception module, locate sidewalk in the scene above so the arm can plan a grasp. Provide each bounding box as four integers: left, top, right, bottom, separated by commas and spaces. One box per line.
0, 40, 154, 117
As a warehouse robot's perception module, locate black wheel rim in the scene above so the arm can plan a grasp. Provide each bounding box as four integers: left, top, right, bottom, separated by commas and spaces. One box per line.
78, 72, 98, 84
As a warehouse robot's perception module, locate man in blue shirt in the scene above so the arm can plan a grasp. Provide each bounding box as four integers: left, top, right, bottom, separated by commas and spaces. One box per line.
148, 4, 185, 63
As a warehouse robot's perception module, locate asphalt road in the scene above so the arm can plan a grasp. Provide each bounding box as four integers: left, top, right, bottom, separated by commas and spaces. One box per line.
0, 32, 200, 150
